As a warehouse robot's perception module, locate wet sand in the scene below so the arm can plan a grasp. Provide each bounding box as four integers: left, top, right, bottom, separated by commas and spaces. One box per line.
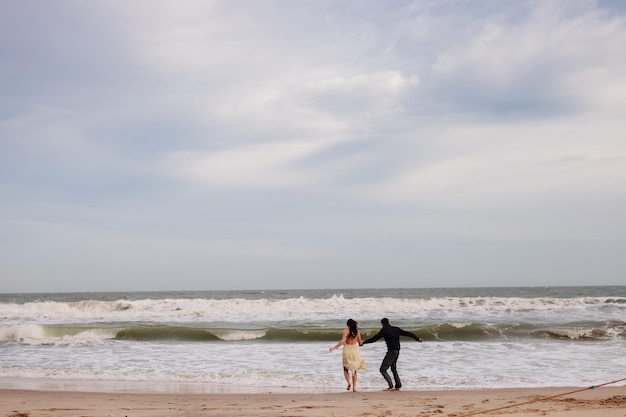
1, 386, 625, 417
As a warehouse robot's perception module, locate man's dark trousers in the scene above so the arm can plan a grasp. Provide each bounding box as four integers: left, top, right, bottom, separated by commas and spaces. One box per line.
380, 349, 401, 388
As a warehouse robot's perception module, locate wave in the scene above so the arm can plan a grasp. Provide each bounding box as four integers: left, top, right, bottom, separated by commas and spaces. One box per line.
0, 323, 118, 346
2, 320, 624, 345
1, 295, 625, 325
423, 321, 625, 341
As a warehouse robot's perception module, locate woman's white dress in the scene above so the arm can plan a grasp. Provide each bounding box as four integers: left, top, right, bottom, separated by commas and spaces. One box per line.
342, 344, 366, 371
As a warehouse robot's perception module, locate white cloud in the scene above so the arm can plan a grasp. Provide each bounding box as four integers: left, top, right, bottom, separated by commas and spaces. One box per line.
3, 0, 626, 290
430, 1, 626, 112
1, 105, 85, 151
161, 68, 420, 189
364, 114, 626, 212
94, 235, 330, 261
165, 142, 326, 188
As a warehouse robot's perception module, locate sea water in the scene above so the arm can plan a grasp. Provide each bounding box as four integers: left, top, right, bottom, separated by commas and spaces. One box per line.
0, 287, 625, 393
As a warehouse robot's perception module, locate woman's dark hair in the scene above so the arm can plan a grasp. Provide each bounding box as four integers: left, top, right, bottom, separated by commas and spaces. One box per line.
347, 319, 358, 338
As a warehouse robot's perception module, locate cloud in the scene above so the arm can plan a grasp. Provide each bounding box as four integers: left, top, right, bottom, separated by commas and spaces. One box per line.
357, 111, 626, 242
165, 142, 326, 188
298, 70, 419, 118
94, 235, 330, 261
368, 115, 626, 202
428, 1, 626, 115
2, 0, 626, 291
160, 67, 419, 190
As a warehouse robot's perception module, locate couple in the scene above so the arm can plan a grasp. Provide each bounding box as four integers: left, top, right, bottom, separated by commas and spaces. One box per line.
329, 318, 423, 392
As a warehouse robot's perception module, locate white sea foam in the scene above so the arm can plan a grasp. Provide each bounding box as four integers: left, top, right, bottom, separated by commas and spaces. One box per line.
1, 339, 624, 391
545, 327, 600, 339
0, 323, 45, 342
0, 323, 116, 345
1, 296, 623, 325
1, 289, 625, 392
211, 329, 267, 341
446, 322, 473, 328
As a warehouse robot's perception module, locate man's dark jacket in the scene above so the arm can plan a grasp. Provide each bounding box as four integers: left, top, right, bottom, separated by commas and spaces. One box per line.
363, 325, 420, 351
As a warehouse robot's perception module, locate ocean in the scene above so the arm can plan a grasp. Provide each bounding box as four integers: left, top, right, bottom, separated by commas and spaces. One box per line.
1, 286, 625, 393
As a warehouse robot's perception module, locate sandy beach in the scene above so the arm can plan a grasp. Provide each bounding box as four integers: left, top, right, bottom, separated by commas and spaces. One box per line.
1, 386, 625, 417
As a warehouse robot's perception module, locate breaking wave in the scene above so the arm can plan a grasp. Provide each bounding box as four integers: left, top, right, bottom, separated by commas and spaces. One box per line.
2, 320, 624, 346
1, 295, 624, 324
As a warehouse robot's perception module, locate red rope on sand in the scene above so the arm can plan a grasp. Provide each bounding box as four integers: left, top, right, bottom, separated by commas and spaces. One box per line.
453, 377, 626, 417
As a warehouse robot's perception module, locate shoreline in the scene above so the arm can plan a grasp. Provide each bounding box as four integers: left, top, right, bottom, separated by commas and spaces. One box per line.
1, 386, 625, 417
4, 376, 624, 395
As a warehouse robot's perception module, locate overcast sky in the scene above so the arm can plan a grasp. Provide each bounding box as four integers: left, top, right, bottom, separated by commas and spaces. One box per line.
1, 0, 625, 293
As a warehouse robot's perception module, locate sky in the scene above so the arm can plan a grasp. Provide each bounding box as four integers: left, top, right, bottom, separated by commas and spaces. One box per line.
1, 0, 626, 293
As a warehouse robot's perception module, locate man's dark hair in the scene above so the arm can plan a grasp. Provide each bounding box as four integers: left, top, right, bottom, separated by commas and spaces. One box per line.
381, 318, 390, 326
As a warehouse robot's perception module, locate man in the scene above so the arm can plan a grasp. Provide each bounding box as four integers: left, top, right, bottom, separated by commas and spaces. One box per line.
362, 317, 423, 391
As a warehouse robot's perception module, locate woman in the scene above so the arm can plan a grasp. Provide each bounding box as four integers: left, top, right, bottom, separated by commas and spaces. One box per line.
329, 319, 366, 392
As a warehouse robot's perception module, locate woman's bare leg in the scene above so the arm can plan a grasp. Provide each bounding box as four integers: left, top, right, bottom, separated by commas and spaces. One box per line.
343, 367, 351, 390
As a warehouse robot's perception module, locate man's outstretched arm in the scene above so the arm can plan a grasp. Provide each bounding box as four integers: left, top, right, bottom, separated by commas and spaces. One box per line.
399, 328, 423, 342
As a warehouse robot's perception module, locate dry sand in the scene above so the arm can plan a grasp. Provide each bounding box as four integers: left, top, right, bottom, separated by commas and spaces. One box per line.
1, 386, 625, 417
